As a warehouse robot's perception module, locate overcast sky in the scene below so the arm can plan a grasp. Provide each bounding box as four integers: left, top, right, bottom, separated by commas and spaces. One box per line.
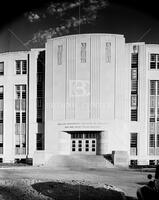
0, 0, 159, 52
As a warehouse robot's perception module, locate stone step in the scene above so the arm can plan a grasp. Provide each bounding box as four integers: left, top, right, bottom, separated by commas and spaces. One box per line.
45, 155, 115, 169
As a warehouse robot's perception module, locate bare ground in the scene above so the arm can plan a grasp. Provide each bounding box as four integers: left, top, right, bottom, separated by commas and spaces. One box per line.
0, 166, 154, 200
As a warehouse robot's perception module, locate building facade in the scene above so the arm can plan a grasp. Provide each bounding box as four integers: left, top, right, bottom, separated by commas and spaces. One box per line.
0, 33, 159, 166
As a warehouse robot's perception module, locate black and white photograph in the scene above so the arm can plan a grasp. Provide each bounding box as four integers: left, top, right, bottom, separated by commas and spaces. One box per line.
0, 0, 159, 199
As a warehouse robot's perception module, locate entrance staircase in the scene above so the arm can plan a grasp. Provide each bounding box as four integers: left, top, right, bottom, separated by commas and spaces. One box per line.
44, 155, 115, 169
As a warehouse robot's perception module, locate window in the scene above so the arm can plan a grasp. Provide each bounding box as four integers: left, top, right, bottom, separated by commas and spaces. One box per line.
150, 96, 156, 107
150, 80, 156, 95
149, 160, 155, 165
130, 160, 138, 167
150, 122, 155, 134
37, 109, 42, 122
57, 45, 63, 65
16, 60, 21, 74
71, 133, 83, 139
15, 123, 20, 135
37, 98, 42, 109
0, 62, 4, 75
131, 80, 138, 93
15, 85, 26, 111
130, 133, 138, 155
16, 60, 27, 74
37, 57, 44, 123
131, 95, 137, 107
15, 99, 20, 110
105, 42, 111, 63
131, 109, 137, 121
131, 53, 138, 122
21, 99, 26, 111
22, 112, 26, 123
131, 69, 138, 80
81, 43, 86, 63
22, 60, 27, 74
21, 123, 26, 135
15, 85, 20, 99
131, 53, 138, 67
150, 108, 155, 118
15, 84, 27, 155
0, 123, 3, 135
36, 133, 44, 150
150, 54, 159, 69
16, 112, 20, 123
149, 80, 159, 153
149, 134, 155, 147
157, 122, 159, 134
157, 134, 159, 147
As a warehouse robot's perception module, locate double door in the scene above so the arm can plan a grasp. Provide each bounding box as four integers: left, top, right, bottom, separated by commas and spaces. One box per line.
71, 132, 97, 154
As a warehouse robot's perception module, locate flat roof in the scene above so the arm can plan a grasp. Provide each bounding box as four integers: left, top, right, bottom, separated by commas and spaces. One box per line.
47, 33, 125, 42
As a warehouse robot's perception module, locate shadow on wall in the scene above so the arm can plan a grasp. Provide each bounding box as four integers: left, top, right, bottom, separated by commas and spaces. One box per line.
32, 181, 137, 200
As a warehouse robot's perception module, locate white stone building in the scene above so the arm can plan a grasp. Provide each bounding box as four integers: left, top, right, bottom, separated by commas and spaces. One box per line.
0, 33, 159, 166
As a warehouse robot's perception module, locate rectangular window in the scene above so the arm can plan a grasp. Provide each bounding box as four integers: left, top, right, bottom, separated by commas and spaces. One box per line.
22, 60, 27, 74
22, 112, 26, 123
0, 123, 3, 135
150, 122, 155, 134
15, 134, 20, 145
15, 85, 20, 99
150, 96, 156, 107
150, 54, 159, 69
157, 134, 159, 147
149, 160, 156, 165
22, 90, 26, 99
130, 133, 138, 155
16, 60, 21, 74
21, 99, 26, 111
150, 118, 155, 122
131, 80, 138, 93
131, 53, 138, 67
0, 100, 3, 111
130, 52, 138, 120
15, 85, 26, 155
37, 109, 42, 122
131, 109, 137, 121
16, 60, 27, 75
36, 133, 44, 150
131, 95, 137, 107
130, 160, 138, 166
130, 133, 137, 147
15, 99, 20, 111
150, 80, 156, 95
149, 134, 155, 147
37, 98, 43, 109
0, 62, 4, 75
150, 108, 155, 118
0, 134, 3, 143
81, 43, 86, 63
16, 112, 20, 123
157, 122, 159, 134
0, 111, 3, 122
105, 42, 111, 63
157, 82, 159, 95
57, 45, 63, 65
131, 69, 138, 80
15, 123, 20, 135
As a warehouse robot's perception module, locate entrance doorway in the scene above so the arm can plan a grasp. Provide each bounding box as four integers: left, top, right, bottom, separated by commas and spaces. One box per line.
70, 132, 98, 155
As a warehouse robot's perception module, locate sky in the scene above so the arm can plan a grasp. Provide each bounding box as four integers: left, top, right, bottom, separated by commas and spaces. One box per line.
1, 0, 159, 52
